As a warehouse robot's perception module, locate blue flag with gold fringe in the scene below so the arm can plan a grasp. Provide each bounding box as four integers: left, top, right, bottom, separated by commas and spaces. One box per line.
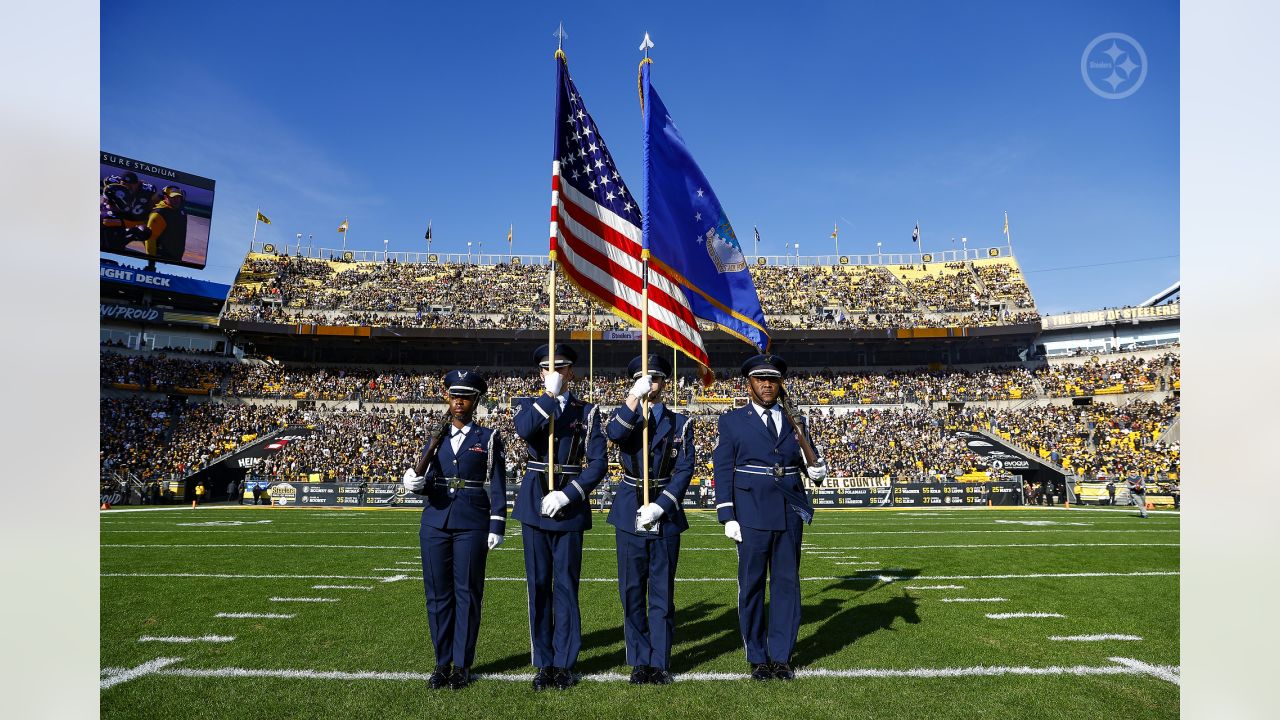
640, 61, 770, 353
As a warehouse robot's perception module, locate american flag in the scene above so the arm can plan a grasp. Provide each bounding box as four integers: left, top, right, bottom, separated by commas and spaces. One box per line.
549, 53, 713, 383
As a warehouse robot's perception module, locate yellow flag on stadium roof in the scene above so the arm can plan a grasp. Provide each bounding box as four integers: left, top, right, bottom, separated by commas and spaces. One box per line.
338, 219, 349, 233
830, 223, 838, 239
256, 211, 271, 225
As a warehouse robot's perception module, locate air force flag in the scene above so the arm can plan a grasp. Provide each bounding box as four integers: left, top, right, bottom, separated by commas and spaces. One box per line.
640, 61, 770, 354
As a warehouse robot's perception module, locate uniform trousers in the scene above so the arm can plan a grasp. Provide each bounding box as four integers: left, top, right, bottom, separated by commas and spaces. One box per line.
615, 529, 681, 670
522, 524, 584, 669
736, 509, 804, 665
419, 525, 488, 668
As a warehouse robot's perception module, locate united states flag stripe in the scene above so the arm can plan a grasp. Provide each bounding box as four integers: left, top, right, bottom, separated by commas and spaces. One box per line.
554, 183, 710, 366
549, 55, 713, 382
556, 179, 704, 332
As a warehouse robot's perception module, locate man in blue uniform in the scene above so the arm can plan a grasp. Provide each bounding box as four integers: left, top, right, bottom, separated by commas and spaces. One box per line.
714, 354, 828, 681
606, 354, 696, 685
402, 369, 507, 690
513, 343, 607, 690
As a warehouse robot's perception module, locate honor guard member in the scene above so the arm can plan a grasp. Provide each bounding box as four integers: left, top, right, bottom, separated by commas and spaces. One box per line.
605, 354, 696, 685
713, 354, 828, 681
513, 343, 607, 690
402, 369, 507, 691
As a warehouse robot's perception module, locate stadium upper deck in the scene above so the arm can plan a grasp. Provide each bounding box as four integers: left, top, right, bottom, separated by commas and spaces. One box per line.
219, 244, 1041, 368
222, 244, 1037, 330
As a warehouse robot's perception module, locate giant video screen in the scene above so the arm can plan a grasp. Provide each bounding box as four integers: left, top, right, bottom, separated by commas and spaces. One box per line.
100, 151, 216, 270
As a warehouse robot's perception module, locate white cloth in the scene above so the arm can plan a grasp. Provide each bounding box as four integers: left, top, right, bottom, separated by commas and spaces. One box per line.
402, 467, 426, 493
638, 503, 664, 526
628, 375, 652, 400
449, 423, 473, 455
543, 371, 565, 396
487, 532, 503, 550
541, 490, 570, 516
724, 520, 742, 543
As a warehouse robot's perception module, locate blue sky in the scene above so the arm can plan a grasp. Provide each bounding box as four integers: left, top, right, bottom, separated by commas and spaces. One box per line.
101, 0, 1178, 314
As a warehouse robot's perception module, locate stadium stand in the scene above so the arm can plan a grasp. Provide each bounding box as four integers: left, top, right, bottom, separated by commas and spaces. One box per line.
221, 251, 1040, 330
99, 349, 1180, 491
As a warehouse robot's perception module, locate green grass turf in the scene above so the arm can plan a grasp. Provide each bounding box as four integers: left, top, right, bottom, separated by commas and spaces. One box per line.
100, 506, 1179, 719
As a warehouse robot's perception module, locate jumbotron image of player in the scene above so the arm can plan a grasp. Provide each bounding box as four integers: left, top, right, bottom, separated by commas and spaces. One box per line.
122, 186, 189, 264
100, 171, 160, 252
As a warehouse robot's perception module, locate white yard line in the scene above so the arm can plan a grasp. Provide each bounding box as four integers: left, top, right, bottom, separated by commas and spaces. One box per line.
101, 541, 1178, 551
938, 598, 1008, 603
1050, 635, 1142, 642
676, 530, 1178, 536
215, 612, 295, 619
986, 612, 1066, 619
138, 636, 234, 643
1109, 656, 1181, 685
104, 657, 1180, 686
105, 572, 402, 581
269, 597, 339, 603
104, 569, 1178, 583
312, 585, 375, 590
903, 585, 965, 590
100, 657, 183, 689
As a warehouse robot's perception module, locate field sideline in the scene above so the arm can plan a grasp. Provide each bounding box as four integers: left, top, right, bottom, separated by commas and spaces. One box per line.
101, 506, 1179, 719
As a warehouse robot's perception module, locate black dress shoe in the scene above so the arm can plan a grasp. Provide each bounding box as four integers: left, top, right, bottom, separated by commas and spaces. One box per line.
532, 666, 556, 691
650, 668, 674, 685
750, 663, 774, 681
553, 667, 577, 690
427, 665, 451, 690
447, 666, 472, 690
771, 662, 795, 681
629, 666, 652, 685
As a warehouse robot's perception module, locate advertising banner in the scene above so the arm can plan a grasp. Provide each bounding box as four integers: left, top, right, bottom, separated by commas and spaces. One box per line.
250, 479, 1022, 509
952, 430, 1035, 472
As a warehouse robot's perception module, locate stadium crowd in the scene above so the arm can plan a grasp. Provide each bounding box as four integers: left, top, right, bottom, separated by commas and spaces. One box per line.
99, 391, 1179, 490
222, 254, 1040, 330
102, 351, 1182, 405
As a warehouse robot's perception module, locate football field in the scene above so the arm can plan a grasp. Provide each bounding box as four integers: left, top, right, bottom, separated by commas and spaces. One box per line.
100, 505, 1179, 719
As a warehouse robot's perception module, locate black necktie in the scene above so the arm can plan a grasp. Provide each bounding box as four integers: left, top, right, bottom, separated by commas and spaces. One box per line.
765, 409, 779, 439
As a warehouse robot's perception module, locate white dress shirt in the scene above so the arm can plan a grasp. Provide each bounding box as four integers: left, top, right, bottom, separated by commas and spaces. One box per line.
449, 423, 473, 454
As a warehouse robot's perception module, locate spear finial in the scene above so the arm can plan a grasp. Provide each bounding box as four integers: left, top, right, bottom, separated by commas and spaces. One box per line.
555, 22, 567, 53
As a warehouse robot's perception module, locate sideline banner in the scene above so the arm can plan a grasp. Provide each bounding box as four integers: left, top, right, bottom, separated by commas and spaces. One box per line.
257, 480, 1022, 508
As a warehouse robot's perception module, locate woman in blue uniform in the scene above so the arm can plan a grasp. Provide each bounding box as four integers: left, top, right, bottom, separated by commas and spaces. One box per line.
402, 369, 507, 690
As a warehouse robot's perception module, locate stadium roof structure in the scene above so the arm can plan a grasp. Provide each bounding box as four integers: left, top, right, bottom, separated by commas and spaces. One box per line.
1138, 281, 1180, 307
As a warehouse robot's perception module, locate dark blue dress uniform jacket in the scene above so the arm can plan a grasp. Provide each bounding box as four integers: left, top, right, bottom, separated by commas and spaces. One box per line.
605, 403, 695, 536
419, 425, 507, 535
512, 392, 607, 529
713, 405, 822, 530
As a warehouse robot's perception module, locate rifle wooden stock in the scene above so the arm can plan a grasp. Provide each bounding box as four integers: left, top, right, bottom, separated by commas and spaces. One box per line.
413, 417, 454, 477
779, 389, 820, 468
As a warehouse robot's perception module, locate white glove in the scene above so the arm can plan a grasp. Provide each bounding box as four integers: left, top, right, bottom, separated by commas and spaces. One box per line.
402, 468, 426, 493
807, 462, 829, 482
627, 375, 653, 400
540, 490, 570, 516
542, 370, 564, 397
487, 533, 503, 550
724, 520, 743, 543
638, 502, 664, 526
